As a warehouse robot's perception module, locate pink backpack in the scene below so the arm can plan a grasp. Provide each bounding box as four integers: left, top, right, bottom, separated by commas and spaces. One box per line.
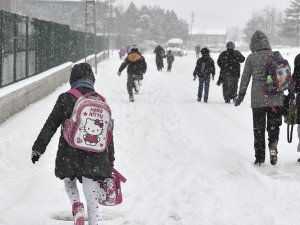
63, 89, 113, 153
97, 168, 127, 206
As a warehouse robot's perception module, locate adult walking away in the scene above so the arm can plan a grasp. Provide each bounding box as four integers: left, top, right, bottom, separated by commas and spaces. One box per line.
217, 41, 245, 103
154, 44, 165, 71
193, 47, 215, 103
118, 45, 147, 102
31, 63, 115, 225
235, 30, 285, 166
195, 44, 201, 59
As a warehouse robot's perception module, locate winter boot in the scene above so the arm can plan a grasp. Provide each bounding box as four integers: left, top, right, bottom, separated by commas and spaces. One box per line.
297, 158, 300, 163
254, 159, 264, 166
129, 96, 134, 102
197, 98, 201, 102
72, 202, 85, 225
254, 158, 265, 166
270, 149, 278, 165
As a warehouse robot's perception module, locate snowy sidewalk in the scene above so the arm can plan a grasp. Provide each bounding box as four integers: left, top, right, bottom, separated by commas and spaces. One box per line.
1, 50, 300, 225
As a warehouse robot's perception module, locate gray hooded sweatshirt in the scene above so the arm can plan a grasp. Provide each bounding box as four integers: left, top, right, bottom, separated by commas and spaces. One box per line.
238, 30, 284, 108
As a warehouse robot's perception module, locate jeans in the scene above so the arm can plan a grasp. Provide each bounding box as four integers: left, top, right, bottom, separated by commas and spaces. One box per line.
198, 78, 210, 101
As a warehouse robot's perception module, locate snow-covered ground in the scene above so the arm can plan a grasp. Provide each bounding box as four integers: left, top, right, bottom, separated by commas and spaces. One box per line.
1, 48, 300, 225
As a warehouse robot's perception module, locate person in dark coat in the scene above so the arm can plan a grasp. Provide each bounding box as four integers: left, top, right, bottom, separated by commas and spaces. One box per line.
31, 63, 115, 225
193, 47, 215, 102
118, 45, 147, 102
166, 50, 175, 72
235, 30, 286, 166
195, 44, 201, 59
217, 41, 245, 103
154, 45, 165, 71
292, 53, 300, 161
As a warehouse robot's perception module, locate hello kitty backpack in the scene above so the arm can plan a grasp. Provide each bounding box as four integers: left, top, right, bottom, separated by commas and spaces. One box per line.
97, 168, 127, 206
63, 89, 113, 153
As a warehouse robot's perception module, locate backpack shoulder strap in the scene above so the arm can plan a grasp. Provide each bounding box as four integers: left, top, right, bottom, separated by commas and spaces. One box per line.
67, 89, 82, 99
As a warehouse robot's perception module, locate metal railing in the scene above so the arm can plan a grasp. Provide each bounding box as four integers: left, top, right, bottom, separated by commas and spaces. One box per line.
0, 10, 108, 87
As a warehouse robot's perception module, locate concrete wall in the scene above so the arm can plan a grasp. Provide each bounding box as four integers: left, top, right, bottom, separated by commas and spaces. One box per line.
0, 51, 108, 124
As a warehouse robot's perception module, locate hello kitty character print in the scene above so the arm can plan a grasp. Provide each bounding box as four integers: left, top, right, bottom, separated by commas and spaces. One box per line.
63, 89, 112, 153
97, 168, 127, 206
83, 118, 103, 146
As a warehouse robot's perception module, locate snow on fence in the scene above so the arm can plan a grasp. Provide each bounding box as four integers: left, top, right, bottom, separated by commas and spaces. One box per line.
0, 51, 108, 125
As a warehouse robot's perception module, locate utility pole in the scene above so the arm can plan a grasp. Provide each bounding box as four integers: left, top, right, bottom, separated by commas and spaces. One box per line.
190, 12, 194, 50
85, 0, 97, 73
190, 12, 194, 35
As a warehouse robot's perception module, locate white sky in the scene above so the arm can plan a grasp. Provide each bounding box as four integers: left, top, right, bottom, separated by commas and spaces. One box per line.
117, 0, 292, 30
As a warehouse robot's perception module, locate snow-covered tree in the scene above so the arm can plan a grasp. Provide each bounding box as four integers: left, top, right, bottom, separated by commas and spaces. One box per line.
280, 0, 300, 46
243, 6, 282, 45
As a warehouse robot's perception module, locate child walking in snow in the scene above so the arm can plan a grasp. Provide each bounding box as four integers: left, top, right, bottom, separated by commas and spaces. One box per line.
193, 47, 215, 103
118, 44, 147, 102
32, 63, 115, 225
166, 50, 175, 72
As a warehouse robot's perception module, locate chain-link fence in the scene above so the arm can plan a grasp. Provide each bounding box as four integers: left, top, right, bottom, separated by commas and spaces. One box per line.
0, 10, 108, 87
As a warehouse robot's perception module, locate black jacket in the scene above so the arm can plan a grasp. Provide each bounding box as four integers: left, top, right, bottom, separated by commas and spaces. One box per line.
293, 54, 300, 124
32, 87, 115, 180
193, 54, 215, 79
217, 49, 245, 81
118, 52, 147, 75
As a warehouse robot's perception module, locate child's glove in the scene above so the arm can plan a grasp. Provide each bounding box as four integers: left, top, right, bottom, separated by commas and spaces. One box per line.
193, 77, 197, 81
31, 150, 41, 164
117, 71, 121, 76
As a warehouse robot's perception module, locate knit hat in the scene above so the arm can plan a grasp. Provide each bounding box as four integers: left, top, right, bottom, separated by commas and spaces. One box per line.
69, 63, 95, 85
200, 47, 210, 55
226, 41, 235, 50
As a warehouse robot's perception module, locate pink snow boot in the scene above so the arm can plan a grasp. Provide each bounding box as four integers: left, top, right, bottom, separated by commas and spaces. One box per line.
72, 202, 85, 225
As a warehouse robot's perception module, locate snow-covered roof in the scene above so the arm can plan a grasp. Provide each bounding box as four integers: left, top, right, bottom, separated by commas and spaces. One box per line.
167, 38, 183, 44
190, 29, 227, 35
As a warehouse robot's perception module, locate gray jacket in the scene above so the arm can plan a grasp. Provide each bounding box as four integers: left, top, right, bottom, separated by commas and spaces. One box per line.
238, 30, 284, 108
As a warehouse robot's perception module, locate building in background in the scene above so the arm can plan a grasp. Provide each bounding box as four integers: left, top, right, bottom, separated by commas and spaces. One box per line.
188, 29, 227, 52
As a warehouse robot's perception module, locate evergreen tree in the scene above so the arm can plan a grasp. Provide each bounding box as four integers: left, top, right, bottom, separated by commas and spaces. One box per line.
281, 0, 300, 46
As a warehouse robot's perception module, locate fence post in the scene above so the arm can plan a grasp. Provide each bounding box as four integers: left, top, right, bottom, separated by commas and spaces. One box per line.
0, 11, 3, 87
25, 16, 29, 78
13, 13, 17, 82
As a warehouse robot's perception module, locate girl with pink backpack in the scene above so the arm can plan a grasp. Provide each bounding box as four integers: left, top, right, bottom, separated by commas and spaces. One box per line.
32, 63, 116, 225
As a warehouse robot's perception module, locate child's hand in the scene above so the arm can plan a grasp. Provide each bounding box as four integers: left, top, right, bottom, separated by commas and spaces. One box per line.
117, 71, 121, 76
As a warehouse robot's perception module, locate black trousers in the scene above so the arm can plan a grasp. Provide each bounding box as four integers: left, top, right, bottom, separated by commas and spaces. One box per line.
252, 107, 283, 161
127, 73, 139, 97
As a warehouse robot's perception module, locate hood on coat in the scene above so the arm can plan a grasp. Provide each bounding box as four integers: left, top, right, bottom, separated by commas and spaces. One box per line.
69, 63, 95, 85
127, 52, 142, 62
249, 30, 271, 52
